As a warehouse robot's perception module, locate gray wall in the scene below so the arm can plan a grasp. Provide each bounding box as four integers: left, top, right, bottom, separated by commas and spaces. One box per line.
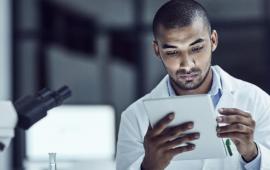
0, 0, 12, 169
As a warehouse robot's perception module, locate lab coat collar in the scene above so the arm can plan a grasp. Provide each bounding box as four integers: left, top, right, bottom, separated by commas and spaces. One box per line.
213, 65, 236, 95
213, 66, 237, 110
149, 75, 170, 98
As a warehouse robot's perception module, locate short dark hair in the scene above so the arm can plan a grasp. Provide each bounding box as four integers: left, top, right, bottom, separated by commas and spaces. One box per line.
152, 0, 211, 38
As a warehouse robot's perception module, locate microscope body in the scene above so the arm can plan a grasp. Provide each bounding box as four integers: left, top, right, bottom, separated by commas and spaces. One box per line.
0, 101, 18, 152
0, 86, 71, 152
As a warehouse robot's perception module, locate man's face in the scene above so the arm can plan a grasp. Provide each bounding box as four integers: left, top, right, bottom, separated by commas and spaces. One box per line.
153, 18, 218, 91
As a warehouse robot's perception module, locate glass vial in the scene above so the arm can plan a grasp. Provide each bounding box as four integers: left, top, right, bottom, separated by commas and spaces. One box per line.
48, 153, 57, 170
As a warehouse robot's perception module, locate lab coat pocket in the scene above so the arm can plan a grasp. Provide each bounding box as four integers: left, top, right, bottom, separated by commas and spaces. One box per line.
223, 139, 242, 170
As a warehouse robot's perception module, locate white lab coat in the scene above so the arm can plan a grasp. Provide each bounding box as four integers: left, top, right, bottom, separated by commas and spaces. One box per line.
116, 66, 270, 170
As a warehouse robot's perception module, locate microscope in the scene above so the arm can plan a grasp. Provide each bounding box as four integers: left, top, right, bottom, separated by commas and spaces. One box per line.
0, 86, 71, 152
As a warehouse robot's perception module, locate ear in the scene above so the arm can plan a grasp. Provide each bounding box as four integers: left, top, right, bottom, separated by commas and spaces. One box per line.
210, 30, 218, 52
152, 40, 161, 59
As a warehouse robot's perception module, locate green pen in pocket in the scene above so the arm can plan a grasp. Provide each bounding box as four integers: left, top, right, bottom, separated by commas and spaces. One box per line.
226, 139, 233, 156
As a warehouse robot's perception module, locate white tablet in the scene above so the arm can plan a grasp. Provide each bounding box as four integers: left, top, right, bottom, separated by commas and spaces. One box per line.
143, 94, 229, 160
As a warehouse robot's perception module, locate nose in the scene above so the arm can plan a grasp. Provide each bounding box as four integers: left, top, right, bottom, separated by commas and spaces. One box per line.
179, 54, 195, 70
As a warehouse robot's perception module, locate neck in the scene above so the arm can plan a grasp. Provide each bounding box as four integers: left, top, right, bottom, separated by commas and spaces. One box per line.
171, 68, 213, 96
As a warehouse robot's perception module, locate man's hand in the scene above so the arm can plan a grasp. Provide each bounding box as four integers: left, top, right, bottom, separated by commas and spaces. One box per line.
142, 112, 200, 170
216, 108, 257, 161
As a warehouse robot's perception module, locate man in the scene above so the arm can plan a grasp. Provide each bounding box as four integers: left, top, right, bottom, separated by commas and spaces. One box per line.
116, 0, 270, 169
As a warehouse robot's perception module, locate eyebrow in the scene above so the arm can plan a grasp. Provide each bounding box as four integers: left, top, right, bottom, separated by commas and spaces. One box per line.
190, 38, 205, 46
161, 38, 205, 49
162, 44, 177, 49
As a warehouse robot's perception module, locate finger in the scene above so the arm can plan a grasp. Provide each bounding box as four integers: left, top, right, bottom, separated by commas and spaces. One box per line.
161, 133, 200, 149
216, 115, 254, 127
218, 108, 251, 117
157, 122, 194, 144
217, 123, 254, 134
151, 112, 175, 136
217, 132, 250, 142
167, 143, 195, 157
145, 123, 153, 138
168, 122, 194, 136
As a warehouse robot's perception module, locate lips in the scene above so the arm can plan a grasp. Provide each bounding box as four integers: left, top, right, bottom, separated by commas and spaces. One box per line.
178, 73, 198, 81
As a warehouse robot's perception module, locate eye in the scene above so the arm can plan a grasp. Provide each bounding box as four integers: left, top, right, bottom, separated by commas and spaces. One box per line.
192, 46, 204, 53
166, 50, 178, 56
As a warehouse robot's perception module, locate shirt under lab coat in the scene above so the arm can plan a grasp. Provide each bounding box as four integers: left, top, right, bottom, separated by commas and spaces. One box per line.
116, 65, 270, 170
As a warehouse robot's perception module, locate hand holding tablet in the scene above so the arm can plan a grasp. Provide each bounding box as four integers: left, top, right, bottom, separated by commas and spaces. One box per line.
143, 94, 230, 160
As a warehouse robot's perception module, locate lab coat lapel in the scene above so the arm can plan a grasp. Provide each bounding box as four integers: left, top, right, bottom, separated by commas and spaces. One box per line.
214, 65, 237, 111
216, 90, 236, 111
149, 75, 170, 98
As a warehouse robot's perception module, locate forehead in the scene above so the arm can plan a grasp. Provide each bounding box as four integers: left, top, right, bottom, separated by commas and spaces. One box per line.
156, 18, 209, 45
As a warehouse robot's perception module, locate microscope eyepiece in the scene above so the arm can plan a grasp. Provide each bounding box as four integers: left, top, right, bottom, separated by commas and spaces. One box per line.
54, 86, 71, 105
15, 86, 72, 129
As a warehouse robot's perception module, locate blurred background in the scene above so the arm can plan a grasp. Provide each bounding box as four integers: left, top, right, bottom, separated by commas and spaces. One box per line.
0, 0, 270, 169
